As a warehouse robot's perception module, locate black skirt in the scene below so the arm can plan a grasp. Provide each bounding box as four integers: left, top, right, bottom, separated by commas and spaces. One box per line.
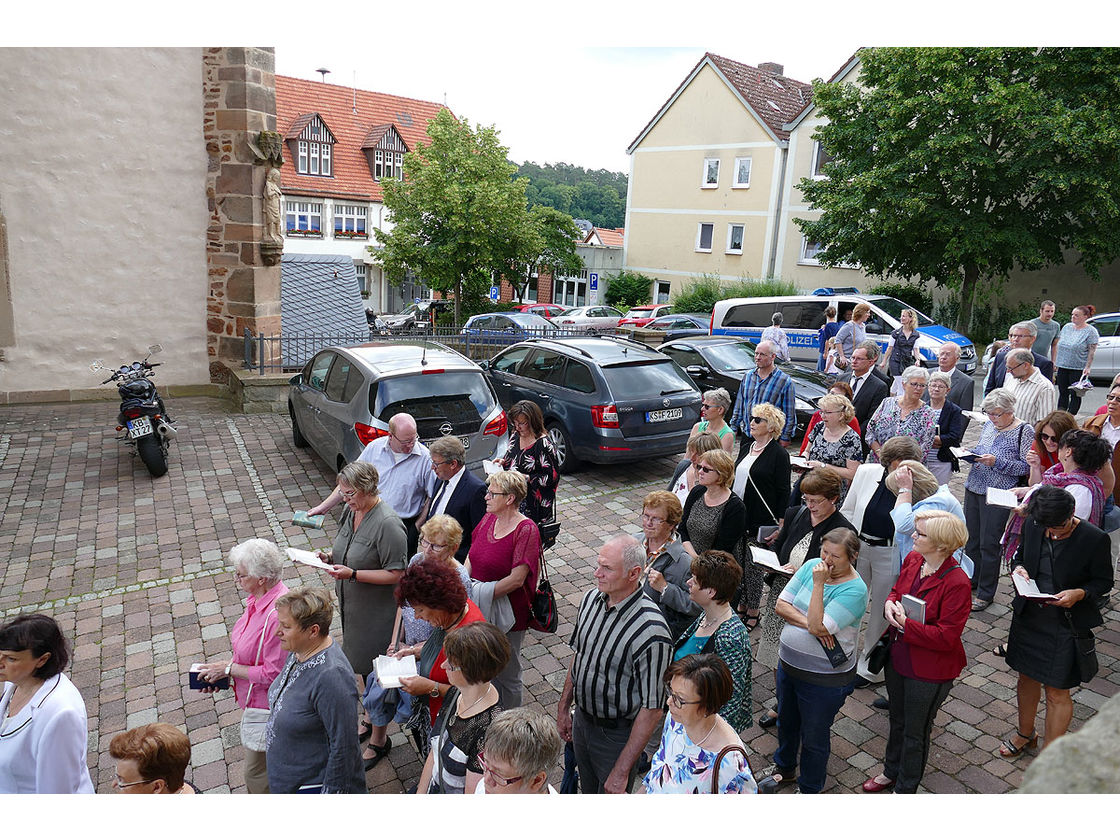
1005, 601, 1081, 689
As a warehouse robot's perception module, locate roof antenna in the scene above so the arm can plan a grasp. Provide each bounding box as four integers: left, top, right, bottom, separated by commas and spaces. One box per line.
353, 71, 358, 114
315, 67, 330, 83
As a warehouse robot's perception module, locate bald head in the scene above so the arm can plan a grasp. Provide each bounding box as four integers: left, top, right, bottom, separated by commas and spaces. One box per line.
937, 342, 960, 372
387, 413, 418, 454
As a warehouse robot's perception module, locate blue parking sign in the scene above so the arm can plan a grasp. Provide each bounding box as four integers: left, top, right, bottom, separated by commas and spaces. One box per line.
489, 286, 499, 301
589, 272, 598, 291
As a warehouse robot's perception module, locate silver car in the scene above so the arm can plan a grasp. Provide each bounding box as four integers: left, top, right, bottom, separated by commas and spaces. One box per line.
552, 305, 624, 334
1088, 312, 1120, 384
288, 341, 506, 473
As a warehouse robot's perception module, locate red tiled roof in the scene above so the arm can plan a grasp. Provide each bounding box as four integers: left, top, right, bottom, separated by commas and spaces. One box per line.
275, 75, 449, 203
628, 53, 812, 150
587, 227, 624, 247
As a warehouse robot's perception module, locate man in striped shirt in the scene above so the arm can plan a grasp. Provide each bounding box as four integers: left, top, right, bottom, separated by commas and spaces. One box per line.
557, 536, 672, 793
1002, 348, 1057, 426
729, 339, 797, 458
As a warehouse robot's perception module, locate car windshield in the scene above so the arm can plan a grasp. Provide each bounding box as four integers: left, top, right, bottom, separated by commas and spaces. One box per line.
703, 342, 758, 371
867, 297, 935, 327
372, 371, 496, 426
507, 313, 555, 329
601, 361, 696, 401
624, 307, 653, 318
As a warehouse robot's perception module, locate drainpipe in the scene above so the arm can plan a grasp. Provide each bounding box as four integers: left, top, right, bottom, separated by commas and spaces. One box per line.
767, 141, 789, 279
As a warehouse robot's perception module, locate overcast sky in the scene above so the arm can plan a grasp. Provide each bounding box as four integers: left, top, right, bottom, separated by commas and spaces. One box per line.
12, 0, 1117, 177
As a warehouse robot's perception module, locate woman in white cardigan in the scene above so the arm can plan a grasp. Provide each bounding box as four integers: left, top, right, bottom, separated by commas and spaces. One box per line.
840, 437, 924, 686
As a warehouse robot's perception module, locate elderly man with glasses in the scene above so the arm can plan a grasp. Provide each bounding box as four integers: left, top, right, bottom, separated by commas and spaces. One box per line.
729, 339, 797, 456
417, 435, 487, 560
984, 322, 1056, 394
309, 412, 432, 555
1002, 349, 1057, 426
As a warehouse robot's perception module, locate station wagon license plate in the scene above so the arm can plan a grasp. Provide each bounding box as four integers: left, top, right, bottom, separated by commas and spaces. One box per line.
646, 408, 683, 423
127, 417, 153, 438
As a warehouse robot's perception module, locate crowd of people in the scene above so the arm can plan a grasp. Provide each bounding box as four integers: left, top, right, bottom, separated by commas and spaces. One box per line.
2, 298, 1116, 796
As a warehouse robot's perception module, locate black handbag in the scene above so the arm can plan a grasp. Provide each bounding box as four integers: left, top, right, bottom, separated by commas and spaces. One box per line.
538, 518, 561, 551
866, 631, 892, 675
1064, 610, 1099, 684
529, 551, 558, 633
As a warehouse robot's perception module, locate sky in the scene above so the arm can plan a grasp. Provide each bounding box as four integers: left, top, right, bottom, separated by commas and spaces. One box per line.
10, 0, 1117, 177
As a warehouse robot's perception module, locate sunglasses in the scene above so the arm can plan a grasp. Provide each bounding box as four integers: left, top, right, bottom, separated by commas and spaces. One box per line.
695, 464, 717, 474
1039, 433, 1058, 442
749, 416, 765, 423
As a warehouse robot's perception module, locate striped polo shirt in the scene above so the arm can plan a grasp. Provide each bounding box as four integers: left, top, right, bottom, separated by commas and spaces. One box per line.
569, 586, 673, 721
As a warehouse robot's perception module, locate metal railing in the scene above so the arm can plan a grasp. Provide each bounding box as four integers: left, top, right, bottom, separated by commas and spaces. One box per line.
242, 325, 651, 373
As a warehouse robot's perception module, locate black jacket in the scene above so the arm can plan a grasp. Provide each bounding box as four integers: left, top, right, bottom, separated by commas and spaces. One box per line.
736, 438, 791, 533
1012, 516, 1114, 631
435, 468, 488, 561
838, 369, 890, 439
934, 399, 968, 467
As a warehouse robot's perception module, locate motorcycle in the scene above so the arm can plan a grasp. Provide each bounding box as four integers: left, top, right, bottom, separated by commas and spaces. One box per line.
90, 345, 176, 477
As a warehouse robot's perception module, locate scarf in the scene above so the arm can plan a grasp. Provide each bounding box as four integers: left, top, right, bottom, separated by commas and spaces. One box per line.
1001, 465, 1104, 569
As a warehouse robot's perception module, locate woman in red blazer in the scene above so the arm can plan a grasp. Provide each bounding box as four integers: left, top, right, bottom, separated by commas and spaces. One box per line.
862, 510, 971, 794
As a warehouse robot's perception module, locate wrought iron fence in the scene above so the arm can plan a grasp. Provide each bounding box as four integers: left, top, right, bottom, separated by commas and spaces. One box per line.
242, 325, 643, 374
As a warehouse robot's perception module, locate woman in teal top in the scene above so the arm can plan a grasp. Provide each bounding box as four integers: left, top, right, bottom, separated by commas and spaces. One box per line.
691, 388, 734, 454
670, 550, 751, 731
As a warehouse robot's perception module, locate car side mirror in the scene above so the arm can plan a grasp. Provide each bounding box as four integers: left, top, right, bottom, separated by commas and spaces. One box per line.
478, 360, 490, 371
686, 365, 711, 376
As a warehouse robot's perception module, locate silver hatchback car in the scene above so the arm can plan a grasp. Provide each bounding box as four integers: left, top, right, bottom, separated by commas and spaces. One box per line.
288, 341, 507, 473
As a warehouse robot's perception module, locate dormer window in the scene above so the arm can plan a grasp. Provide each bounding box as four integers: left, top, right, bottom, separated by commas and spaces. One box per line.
286, 114, 336, 177
362, 125, 409, 182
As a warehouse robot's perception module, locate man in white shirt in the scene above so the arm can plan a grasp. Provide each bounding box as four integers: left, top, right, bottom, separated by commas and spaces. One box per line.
1002, 348, 1056, 426
418, 435, 487, 560
308, 412, 432, 554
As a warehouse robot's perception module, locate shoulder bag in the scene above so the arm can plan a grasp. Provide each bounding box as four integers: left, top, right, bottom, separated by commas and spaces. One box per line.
529, 544, 558, 633
709, 744, 750, 794
1064, 610, 1099, 684
238, 607, 276, 752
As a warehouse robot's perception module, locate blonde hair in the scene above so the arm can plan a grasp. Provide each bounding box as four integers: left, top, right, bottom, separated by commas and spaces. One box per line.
750, 402, 786, 438
419, 514, 463, 552
687, 431, 722, 457
699, 449, 735, 489
885, 460, 940, 502
913, 510, 968, 556
487, 469, 528, 505
817, 393, 855, 424
852, 302, 871, 320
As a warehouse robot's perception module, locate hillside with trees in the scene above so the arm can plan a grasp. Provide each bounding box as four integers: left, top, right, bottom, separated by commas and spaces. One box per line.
517, 161, 628, 229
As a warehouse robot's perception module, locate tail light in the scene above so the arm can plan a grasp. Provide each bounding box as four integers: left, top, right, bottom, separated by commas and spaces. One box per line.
484, 411, 507, 437
122, 406, 142, 420
420, 368, 446, 375
354, 422, 389, 446
591, 404, 620, 428
709, 310, 715, 334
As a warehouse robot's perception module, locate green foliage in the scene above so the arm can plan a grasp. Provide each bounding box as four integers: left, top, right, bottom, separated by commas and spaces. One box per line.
518, 161, 628, 229
867, 281, 933, 316
511, 206, 582, 302
797, 47, 1120, 335
669, 275, 797, 314
933, 293, 1043, 348
374, 110, 537, 322
604, 271, 655, 310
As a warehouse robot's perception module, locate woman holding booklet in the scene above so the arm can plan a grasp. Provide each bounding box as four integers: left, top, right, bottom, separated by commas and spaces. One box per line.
1000, 486, 1113, 758
863, 510, 970, 793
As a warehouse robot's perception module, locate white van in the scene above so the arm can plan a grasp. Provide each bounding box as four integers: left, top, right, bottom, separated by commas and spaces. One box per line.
709, 290, 977, 373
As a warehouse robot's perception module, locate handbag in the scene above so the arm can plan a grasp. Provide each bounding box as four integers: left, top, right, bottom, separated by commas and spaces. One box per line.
709, 744, 750, 794
866, 630, 893, 676
538, 517, 561, 551
1064, 610, 1099, 684
238, 607, 276, 752
529, 549, 558, 633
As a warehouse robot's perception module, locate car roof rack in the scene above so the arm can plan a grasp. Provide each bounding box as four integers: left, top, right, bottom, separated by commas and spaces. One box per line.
598, 334, 652, 353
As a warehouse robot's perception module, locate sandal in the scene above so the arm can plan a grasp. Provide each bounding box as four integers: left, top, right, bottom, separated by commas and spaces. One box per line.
756, 764, 797, 794
737, 611, 760, 631
998, 730, 1038, 758
992, 644, 1007, 658
363, 740, 391, 771
358, 719, 373, 744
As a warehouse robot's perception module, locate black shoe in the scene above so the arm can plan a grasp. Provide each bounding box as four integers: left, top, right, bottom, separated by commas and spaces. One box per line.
872, 696, 890, 710
756, 765, 797, 794
853, 676, 872, 689
363, 741, 391, 771
757, 711, 778, 729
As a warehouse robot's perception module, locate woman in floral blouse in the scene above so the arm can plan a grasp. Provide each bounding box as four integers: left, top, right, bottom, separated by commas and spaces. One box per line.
497, 399, 560, 528
865, 366, 937, 463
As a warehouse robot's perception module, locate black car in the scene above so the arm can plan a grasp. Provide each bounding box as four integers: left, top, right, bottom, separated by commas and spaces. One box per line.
657, 336, 831, 440
481, 336, 701, 473
640, 312, 710, 340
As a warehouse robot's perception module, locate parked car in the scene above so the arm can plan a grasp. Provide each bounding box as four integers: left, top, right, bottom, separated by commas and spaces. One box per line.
552, 305, 624, 334
288, 340, 506, 474
460, 311, 557, 347
619, 304, 673, 328
639, 312, 710, 340
480, 336, 701, 473
657, 336, 830, 440
511, 302, 567, 320
381, 299, 454, 334
1088, 311, 1120, 383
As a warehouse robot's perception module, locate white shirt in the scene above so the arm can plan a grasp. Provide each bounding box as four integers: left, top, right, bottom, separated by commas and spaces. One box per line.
1099, 416, 1120, 452
1002, 367, 1057, 426
430, 465, 466, 518
0, 674, 95, 793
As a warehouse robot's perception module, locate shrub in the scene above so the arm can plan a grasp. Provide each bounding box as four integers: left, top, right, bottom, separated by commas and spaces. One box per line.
868, 281, 933, 316
604, 270, 656, 310
670, 275, 796, 314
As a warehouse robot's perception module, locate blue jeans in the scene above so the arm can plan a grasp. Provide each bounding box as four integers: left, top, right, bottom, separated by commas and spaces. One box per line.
773, 661, 855, 793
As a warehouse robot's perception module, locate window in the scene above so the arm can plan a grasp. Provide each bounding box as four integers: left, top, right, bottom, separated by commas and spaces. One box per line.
696, 223, 714, 252
305, 351, 335, 391
702, 158, 720, 188
294, 116, 334, 176
354, 263, 368, 294
334, 205, 368, 238
733, 157, 752, 188
811, 141, 833, 179
393, 152, 404, 180
723, 302, 775, 328
779, 301, 829, 329
726, 224, 745, 255
285, 201, 323, 236
562, 360, 595, 393
800, 237, 825, 264
656, 282, 671, 304
325, 356, 362, 403
374, 150, 385, 179
374, 150, 405, 181
493, 346, 533, 374
521, 349, 568, 386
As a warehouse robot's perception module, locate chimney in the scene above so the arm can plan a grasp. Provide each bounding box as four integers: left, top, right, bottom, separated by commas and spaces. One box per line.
758, 62, 784, 76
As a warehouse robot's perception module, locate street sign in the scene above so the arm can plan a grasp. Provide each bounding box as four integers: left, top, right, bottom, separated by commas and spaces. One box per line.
589, 272, 598, 291
489, 286, 499, 301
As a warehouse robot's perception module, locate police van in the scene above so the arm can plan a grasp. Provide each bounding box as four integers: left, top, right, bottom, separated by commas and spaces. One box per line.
709, 289, 976, 373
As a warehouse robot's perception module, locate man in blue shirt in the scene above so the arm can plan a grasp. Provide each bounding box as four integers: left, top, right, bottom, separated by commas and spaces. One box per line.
729, 340, 796, 461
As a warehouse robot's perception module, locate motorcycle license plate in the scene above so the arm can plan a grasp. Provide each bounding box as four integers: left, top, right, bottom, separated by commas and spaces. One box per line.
127, 417, 153, 438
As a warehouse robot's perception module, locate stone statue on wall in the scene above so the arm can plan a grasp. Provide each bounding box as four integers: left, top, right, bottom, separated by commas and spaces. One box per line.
263, 168, 283, 243
254, 129, 285, 266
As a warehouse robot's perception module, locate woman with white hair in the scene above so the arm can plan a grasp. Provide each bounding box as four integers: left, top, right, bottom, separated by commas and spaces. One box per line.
864, 366, 938, 464
963, 388, 1032, 612
924, 369, 967, 486
880, 308, 921, 396
761, 312, 791, 362
195, 538, 289, 793
690, 388, 734, 454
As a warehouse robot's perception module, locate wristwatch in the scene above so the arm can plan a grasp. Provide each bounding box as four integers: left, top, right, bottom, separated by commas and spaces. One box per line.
429, 685, 440, 698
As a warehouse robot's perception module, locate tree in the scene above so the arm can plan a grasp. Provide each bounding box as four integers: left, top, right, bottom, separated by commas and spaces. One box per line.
508, 206, 582, 303
797, 48, 1120, 334
604, 270, 655, 310
373, 110, 537, 322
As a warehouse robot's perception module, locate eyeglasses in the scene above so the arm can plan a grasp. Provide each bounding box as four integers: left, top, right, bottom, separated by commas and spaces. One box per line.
1007, 362, 1025, 373
391, 433, 418, 446
430, 459, 451, 468
114, 775, 156, 789
477, 753, 523, 787
340, 489, 359, 500
420, 538, 449, 553
234, 570, 254, 580
986, 410, 1007, 418
666, 689, 703, 708
749, 416, 765, 423
485, 490, 509, 497
700, 403, 714, 410
1039, 432, 1058, 442
444, 662, 461, 673
695, 465, 716, 474
1106, 395, 1120, 402
641, 512, 666, 525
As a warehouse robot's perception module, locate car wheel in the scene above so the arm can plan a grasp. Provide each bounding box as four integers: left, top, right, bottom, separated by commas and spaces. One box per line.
289, 403, 309, 448
547, 422, 581, 474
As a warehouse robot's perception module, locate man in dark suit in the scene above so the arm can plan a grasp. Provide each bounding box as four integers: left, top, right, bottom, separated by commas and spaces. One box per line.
924, 342, 975, 412
420, 435, 487, 561
837, 340, 890, 439
983, 322, 1054, 395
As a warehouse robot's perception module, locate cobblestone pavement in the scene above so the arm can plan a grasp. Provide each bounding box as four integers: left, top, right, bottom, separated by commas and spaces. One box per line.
2, 396, 1116, 794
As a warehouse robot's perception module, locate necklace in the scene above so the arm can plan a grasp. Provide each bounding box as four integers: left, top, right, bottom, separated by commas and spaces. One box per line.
692, 716, 718, 747
750, 438, 768, 453
442, 604, 469, 631
699, 607, 733, 630
457, 684, 495, 718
